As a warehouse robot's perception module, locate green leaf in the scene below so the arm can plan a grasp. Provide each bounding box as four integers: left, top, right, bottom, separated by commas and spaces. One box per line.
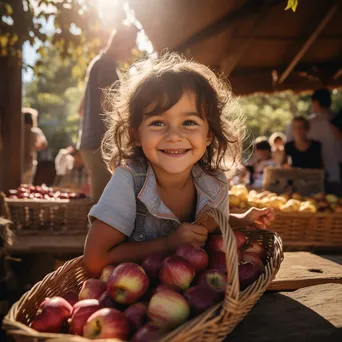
285, 0, 299, 12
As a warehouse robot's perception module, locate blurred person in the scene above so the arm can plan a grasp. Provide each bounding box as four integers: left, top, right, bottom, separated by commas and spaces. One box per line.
307, 88, 342, 190
22, 108, 48, 184
283, 116, 323, 169
269, 132, 286, 166
54, 145, 75, 187
331, 109, 342, 188
77, 22, 138, 202
331, 109, 342, 142
248, 138, 276, 188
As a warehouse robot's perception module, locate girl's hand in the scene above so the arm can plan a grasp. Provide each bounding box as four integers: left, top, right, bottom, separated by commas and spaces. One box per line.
242, 207, 275, 229
167, 223, 208, 249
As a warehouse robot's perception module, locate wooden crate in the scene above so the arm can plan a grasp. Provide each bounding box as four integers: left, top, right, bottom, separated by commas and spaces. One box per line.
263, 167, 324, 196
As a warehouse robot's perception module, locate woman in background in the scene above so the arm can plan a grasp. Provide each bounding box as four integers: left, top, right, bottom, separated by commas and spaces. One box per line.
282, 116, 323, 169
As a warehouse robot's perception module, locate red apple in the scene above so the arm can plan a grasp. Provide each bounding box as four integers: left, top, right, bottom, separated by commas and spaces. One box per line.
233, 231, 247, 249
107, 263, 149, 304
206, 235, 223, 252
184, 284, 223, 315
239, 262, 262, 290
241, 251, 264, 270
196, 269, 227, 293
79, 279, 107, 300
131, 322, 164, 342
244, 241, 267, 264
83, 308, 130, 340
153, 284, 176, 294
98, 292, 126, 311
124, 302, 148, 330
141, 253, 166, 281
30, 297, 72, 333
148, 289, 190, 329
63, 290, 79, 307
70, 299, 101, 336
100, 265, 116, 282
208, 251, 226, 273
159, 256, 195, 291
175, 244, 208, 271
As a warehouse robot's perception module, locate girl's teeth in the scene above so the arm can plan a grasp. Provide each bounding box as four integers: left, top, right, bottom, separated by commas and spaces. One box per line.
164, 150, 186, 154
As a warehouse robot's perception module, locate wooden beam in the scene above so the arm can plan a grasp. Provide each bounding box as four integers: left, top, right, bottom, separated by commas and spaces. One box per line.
220, 3, 273, 75
175, 0, 283, 52
235, 34, 342, 41
278, 2, 340, 84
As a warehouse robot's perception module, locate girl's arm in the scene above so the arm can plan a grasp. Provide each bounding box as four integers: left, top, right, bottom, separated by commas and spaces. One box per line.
84, 219, 208, 278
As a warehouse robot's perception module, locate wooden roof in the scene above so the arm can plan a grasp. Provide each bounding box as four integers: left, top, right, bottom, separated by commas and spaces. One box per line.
130, 0, 342, 94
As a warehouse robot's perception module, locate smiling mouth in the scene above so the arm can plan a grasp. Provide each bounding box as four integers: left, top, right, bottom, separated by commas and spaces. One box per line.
159, 149, 190, 155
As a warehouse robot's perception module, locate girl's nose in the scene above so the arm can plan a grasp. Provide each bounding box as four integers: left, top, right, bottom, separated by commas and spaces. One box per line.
165, 126, 183, 142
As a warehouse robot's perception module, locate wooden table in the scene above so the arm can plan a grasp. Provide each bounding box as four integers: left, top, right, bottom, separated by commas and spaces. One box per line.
268, 252, 342, 290
226, 283, 342, 342
8, 233, 86, 254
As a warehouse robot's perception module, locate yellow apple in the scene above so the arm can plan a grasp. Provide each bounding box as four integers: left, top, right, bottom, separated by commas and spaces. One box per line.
229, 193, 240, 207
325, 194, 338, 204
292, 193, 302, 201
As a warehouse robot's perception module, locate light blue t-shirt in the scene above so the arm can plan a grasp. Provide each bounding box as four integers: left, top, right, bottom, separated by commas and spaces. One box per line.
89, 159, 229, 242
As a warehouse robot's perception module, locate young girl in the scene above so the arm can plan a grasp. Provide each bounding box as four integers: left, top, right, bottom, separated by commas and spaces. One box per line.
84, 54, 274, 277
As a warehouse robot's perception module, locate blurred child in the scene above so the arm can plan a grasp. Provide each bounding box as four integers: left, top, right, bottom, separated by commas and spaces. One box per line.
269, 132, 286, 166
249, 138, 276, 188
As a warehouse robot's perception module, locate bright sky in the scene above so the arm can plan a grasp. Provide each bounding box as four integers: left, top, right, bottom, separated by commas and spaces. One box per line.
22, 0, 153, 83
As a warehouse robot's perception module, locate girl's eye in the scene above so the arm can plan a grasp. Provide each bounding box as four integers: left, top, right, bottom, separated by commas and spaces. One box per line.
150, 121, 165, 127
183, 120, 198, 126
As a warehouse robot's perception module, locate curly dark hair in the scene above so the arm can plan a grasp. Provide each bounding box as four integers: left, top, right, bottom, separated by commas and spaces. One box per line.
101, 52, 246, 174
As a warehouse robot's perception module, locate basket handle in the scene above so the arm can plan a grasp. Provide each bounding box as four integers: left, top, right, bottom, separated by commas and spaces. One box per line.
199, 207, 240, 306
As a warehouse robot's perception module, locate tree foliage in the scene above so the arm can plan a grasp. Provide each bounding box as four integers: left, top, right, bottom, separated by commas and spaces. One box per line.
23, 43, 83, 155
0, 0, 125, 76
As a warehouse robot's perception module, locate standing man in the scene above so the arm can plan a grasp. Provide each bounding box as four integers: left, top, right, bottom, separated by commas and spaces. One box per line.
22, 108, 48, 184
77, 23, 138, 202
307, 88, 342, 194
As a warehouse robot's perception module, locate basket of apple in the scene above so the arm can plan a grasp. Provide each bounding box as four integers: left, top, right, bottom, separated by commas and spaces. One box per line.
1, 184, 92, 234
3, 208, 283, 342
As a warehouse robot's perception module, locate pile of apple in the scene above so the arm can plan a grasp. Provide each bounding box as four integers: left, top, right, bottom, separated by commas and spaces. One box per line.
229, 185, 342, 213
6, 184, 87, 200
29, 232, 267, 341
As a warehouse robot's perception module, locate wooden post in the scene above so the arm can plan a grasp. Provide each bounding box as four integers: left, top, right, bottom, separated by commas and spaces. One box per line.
0, 56, 23, 192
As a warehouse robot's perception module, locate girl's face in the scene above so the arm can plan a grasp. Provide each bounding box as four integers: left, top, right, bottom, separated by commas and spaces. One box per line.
136, 91, 213, 176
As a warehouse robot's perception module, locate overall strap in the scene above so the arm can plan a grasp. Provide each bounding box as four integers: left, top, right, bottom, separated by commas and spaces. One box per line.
129, 159, 149, 241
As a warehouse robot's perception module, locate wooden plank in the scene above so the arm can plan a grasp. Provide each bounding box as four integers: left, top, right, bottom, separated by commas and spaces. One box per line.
278, 2, 339, 84
227, 283, 342, 341
268, 252, 342, 291
8, 233, 86, 254
220, 4, 272, 75
175, 0, 279, 52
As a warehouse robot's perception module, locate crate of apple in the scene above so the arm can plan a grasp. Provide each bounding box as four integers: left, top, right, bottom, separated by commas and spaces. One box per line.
6, 184, 87, 201
28, 232, 267, 341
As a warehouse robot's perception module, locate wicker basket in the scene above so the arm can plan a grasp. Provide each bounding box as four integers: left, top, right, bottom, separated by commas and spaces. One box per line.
3, 208, 283, 342
0, 193, 93, 235
270, 211, 342, 247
